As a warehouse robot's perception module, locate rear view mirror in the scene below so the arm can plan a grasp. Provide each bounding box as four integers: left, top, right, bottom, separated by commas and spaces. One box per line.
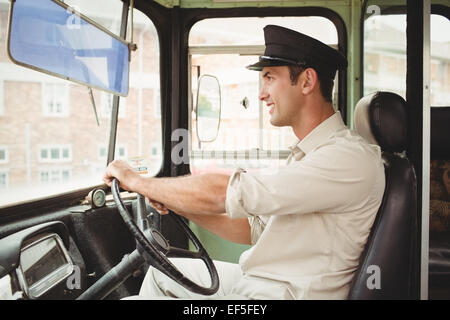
7, 0, 130, 96
196, 75, 221, 143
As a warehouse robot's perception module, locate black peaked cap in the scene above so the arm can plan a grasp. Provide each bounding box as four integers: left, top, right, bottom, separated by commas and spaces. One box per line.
247, 25, 348, 79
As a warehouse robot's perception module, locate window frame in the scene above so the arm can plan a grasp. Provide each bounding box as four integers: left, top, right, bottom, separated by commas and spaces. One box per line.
183, 7, 347, 125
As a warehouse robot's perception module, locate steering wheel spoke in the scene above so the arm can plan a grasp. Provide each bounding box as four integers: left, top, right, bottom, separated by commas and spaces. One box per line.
166, 246, 202, 259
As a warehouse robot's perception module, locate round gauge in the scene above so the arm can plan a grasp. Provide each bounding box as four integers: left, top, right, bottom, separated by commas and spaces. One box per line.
89, 188, 106, 208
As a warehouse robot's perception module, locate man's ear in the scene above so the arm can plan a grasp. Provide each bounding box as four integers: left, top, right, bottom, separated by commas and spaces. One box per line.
301, 68, 318, 95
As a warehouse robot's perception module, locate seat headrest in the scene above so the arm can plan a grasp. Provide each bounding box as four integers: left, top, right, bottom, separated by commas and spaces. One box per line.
354, 91, 408, 153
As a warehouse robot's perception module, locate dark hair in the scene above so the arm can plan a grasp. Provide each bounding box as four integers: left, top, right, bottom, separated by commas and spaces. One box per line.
288, 65, 334, 103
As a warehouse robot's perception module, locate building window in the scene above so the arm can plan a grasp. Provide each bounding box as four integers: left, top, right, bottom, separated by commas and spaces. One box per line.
98, 144, 127, 160
0, 145, 8, 163
366, 53, 380, 73
39, 168, 71, 184
38, 145, 72, 162
0, 171, 8, 190
151, 144, 159, 156
117, 145, 127, 159
101, 92, 126, 118
98, 146, 107, 160
42, 83, 70, 117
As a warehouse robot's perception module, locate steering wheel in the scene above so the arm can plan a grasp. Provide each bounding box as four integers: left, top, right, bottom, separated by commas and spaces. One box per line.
111, 178, 219, 296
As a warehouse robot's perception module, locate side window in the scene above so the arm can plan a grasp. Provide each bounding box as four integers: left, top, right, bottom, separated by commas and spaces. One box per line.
363, 9, 449, 104
189, 17, 339, 175
430, 14, 450, 107
363, 9, 407, 98
0, 1, 162, 206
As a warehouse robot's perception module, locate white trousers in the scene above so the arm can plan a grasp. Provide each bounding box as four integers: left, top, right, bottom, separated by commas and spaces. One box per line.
129, 258, 250, 300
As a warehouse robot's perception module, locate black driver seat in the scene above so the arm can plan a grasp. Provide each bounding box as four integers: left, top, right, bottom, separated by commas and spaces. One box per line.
348, 92, 419, 299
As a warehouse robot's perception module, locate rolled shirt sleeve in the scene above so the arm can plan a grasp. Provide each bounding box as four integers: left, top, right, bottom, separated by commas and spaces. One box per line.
225, 168, 250, 219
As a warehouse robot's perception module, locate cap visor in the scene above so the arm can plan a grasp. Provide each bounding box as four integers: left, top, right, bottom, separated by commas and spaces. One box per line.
246, 58, 293, 71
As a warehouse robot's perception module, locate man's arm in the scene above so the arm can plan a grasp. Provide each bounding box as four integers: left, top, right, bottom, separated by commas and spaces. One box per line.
103, 160, 251, 244
147, 200, 251, 245
103, 160, 228, 216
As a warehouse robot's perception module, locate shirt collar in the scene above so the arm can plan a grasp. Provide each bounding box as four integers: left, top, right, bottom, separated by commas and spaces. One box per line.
289, 111, 346, 155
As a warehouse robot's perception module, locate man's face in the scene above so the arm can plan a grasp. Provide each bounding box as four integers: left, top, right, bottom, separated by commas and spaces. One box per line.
259, 66, 304, 127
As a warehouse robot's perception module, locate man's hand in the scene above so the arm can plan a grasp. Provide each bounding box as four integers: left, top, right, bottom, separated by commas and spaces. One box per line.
104, 160, 169, 214
103, 159, 141, 191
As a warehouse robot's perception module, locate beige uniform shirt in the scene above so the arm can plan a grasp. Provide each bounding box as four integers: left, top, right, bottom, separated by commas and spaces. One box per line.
225, 112, 385, 299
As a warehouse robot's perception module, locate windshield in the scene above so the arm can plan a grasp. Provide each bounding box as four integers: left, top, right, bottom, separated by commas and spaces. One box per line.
0, 0, 162, 207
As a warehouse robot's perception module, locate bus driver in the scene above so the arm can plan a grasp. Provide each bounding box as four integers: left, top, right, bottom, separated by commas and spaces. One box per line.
103, 25, 386, 300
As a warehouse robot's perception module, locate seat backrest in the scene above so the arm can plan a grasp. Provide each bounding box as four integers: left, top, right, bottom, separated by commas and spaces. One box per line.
348, 92, 418, 299
429, 106, 450, 225
429, 106, 450, 291
431, 106, 450, 161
